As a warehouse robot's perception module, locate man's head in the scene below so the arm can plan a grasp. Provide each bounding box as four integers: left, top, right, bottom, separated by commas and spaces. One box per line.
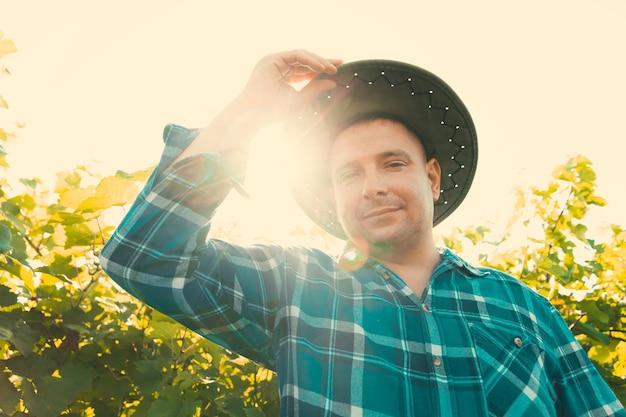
289, 59, 477, 241
328, 118, 441, 253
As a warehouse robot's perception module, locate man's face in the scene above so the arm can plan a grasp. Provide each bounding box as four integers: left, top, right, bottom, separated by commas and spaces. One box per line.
328, 119, 441, 252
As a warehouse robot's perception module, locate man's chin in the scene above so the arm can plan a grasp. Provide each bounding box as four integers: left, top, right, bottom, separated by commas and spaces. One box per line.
353, 226, 423, 256
356, 230, 400, 254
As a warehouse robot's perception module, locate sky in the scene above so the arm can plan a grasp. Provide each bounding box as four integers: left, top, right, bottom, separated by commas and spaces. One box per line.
1, 0, 625, 248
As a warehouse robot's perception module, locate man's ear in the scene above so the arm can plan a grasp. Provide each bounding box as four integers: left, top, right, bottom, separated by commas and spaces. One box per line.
427, 158, 441, 201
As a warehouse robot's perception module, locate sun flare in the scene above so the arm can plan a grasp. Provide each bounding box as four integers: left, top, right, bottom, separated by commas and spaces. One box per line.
209, 124, 341, 251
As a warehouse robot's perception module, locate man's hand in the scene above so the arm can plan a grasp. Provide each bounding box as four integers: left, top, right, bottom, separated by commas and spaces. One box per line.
238, 49, 342, 121
175, 50, 341, 162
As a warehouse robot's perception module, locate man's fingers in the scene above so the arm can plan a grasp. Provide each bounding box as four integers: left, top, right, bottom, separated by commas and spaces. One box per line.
279, 49, 340, 76
279, 55, 342, 85
242, 50, 342, 120
327, 58, 343, 68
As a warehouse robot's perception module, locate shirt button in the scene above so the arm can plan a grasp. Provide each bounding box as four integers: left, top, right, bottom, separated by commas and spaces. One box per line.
432, 356, 442, 367
513, 337, 523, 348
421, 304, 429, 313
381, 271, 391, 280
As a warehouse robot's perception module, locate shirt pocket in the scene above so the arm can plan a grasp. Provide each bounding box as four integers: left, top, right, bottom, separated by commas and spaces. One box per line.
469, 322, 557, 417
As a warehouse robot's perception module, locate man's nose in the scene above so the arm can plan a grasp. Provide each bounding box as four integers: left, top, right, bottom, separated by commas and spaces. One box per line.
362, 171, 388, 199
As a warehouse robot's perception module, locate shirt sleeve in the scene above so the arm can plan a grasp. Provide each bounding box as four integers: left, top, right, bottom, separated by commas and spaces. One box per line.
99, 124, 286, 370
544, 298, 626, 416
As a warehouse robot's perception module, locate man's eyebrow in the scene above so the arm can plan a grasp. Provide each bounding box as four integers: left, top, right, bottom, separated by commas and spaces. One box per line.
380, 149, 413, 160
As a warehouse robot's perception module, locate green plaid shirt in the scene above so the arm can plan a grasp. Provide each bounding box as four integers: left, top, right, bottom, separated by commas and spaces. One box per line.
101, 124, 624, 416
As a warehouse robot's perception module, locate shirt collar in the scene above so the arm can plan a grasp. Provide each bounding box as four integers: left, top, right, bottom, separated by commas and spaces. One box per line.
338, 243, 487, 279
434, 247, 488, 278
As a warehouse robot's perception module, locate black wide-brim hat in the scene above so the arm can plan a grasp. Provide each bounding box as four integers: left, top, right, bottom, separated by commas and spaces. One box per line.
287, 59, 478, 240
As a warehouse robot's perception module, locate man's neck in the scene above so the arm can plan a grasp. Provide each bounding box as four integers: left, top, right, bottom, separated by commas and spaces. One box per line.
370, 241, 441, 298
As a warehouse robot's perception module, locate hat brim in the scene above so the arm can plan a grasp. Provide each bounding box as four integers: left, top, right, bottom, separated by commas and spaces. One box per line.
287, 59, 478, 240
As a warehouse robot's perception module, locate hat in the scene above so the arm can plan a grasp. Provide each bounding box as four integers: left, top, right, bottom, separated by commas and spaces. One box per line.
288, 59, 478, 240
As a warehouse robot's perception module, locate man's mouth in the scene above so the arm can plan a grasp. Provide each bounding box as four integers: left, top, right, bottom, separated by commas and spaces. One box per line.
363, 207, 399, 219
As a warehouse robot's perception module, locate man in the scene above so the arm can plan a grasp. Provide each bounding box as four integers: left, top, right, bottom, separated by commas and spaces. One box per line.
100, 50, 625, 416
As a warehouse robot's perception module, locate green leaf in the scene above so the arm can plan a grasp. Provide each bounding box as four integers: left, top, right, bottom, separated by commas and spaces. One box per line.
3, 350, 54, 378
205, 340, 223, 367
578, 300, 610, 327
64, 222, 94, 247
22, 376, 75, 416
0, 371, 20, 412
146, 398, 184, 417
538, 261, 568, 281
589, 195, 607, 206
174, 400, 202, 417
0, 222, 11, 253
54, 170, 83, 193
91, 398, 123, 417
572, 224, 588, 241
21, 264, 35, 295
148, 311, 181, 340
37, 285, 73, 314
0, 284, 17, 306
117, 167, 153, 181
572, 321, 610, 345
244, 407, 268, 417
0, 257, 37, 295
579, 166, 596, 182
93, 370, 133, 403
10, 319, 42, 354
222, 397, 248, 417
49, 211, 85, 225
36, 253, 77, 279
20, 363, 95, 415
5, 194, 36, 211
19, 177, 38, 189
173, 370, 195, 392
58, 186, 95, 209
76, 175, 141, 212
133, 359, 167, 394
1, 200, 31, 234
1, 317, 17, 343
148, 319, 181, 341
59, 362, 95, 391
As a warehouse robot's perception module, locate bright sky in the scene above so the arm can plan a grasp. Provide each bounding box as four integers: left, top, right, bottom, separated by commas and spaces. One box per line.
2, 1, 625, 248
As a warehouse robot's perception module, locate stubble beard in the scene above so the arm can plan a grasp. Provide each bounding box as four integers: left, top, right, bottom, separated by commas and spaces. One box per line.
360, 219, 428, 261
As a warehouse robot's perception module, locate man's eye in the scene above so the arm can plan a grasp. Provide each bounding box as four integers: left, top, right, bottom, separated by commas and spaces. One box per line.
339, 172, 358, 183
386, 161, 407, 169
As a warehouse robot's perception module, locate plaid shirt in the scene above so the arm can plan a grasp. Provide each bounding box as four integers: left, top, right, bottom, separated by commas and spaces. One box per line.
101, 124, 625, 417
